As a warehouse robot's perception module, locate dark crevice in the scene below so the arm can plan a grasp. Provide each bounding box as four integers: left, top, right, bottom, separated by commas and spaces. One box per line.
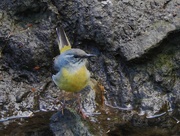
13, 2, 48, 18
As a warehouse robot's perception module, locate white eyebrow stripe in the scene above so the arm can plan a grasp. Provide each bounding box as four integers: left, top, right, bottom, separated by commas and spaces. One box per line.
65, 54, 74, 58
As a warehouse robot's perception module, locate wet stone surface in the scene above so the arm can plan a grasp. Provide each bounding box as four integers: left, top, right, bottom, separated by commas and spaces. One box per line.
0, 0, 180, 136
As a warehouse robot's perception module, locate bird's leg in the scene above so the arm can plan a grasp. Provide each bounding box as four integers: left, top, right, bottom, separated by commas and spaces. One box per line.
77, 93, 82, 110
77, 93, 88, 119
59, 90, 66, 115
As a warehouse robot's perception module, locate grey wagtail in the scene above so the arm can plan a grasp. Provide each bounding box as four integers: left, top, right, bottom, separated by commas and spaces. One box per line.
52, 27, 96, 93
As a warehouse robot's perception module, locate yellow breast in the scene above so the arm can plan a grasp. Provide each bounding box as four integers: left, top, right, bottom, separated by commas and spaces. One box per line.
58, 65, 90, 92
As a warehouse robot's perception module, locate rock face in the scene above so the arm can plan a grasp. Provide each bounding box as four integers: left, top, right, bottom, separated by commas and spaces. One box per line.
52, 0, 180, 114
0, 0, 180, 135
50, 110, 92, 136
52, 0, 179, 60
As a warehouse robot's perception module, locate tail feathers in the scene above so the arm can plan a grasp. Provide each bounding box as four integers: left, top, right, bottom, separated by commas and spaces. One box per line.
56, 27, 71, 53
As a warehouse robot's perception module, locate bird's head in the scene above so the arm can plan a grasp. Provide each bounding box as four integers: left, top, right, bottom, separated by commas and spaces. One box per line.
54, 49, 96, 71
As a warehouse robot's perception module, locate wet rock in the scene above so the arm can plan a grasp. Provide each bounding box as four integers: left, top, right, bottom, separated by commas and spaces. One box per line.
80, 86, 96, 114
51, 0, 180, 116
120, 21, 176, 60
0, 0, 57, 76
15, 84, 31, 103
0, 0, 180, 135
52, 0, 180, 60
0, 111, 54, 136
50, 110, 92, 136
108, 111, 180, 136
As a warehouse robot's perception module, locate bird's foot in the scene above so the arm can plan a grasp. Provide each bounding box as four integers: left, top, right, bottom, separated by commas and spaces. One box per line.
57, 100, 66, 115
78, 108, 88, 119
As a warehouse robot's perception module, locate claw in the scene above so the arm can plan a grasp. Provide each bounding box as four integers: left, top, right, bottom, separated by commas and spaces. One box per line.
79, 108, 88, 119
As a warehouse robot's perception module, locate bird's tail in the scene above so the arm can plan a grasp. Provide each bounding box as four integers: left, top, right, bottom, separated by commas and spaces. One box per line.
56, 27, 71, 53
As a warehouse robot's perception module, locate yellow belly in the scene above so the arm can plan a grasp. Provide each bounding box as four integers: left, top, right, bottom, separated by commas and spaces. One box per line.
58, 65, 90, 92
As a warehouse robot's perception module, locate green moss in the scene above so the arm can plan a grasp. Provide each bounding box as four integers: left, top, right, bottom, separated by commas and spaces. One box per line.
155, 54, 172, 67
153, 52, 174, 75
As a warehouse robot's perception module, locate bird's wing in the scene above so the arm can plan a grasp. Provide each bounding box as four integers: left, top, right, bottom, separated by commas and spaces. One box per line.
56, 27, 71, 54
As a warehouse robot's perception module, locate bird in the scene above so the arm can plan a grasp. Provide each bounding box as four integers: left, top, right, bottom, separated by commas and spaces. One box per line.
52, 27, 96, 116
52, 27, 96, 92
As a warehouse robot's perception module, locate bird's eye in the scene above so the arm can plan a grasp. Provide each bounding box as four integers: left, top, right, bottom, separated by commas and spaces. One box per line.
73, 55, 79, 58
